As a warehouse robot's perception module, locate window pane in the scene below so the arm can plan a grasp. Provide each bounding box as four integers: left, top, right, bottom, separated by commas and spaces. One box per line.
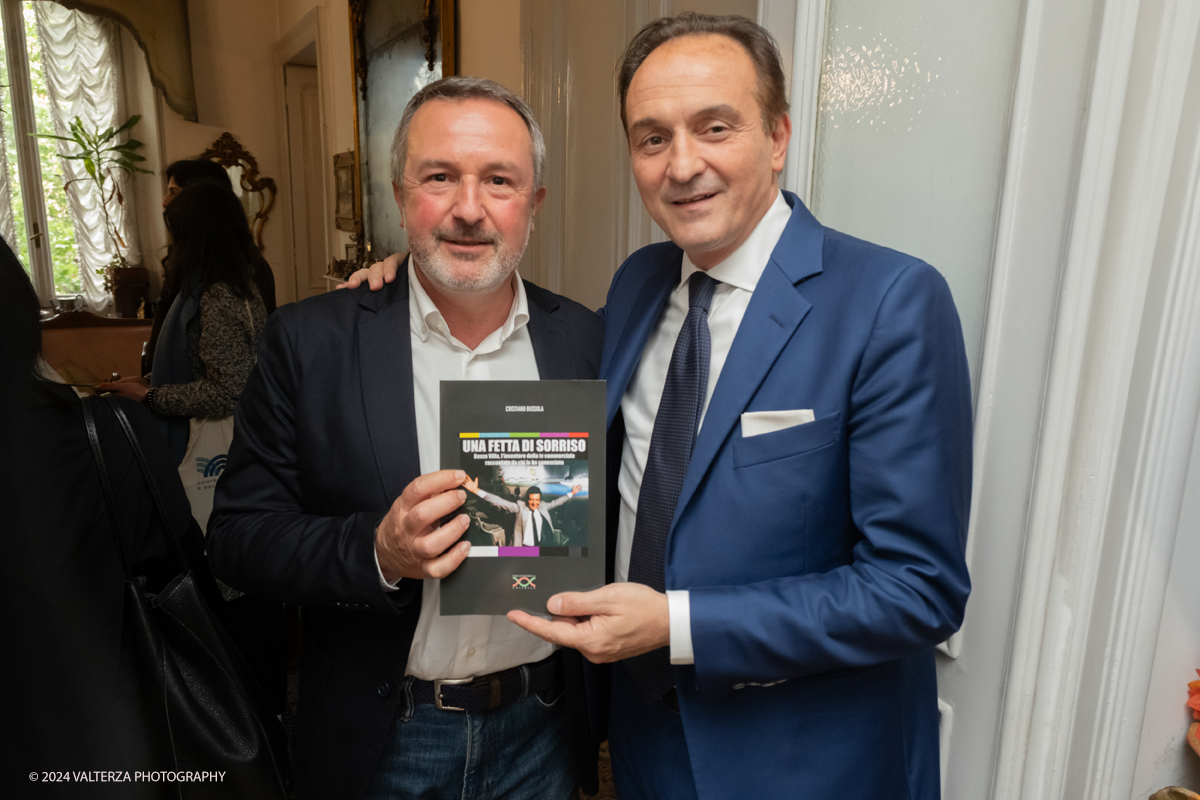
24, 0, 80, 296
0, 21, 29, 273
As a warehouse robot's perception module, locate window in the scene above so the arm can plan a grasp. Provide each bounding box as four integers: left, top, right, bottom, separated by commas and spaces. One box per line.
0, 0, 138, 311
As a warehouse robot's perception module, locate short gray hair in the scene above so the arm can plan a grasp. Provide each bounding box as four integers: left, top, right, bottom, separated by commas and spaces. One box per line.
390, 76, 546, 191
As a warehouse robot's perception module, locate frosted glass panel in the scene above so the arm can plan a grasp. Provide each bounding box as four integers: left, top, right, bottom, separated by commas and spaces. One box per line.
811, 0, 1023, 382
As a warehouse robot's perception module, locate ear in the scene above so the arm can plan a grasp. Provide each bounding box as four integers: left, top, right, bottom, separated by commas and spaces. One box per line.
392, 182, 405, 228
770, 113, 792, 174
529, 185, 546, 232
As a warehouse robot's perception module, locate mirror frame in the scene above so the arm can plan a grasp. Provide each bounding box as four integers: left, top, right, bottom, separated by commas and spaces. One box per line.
199, 131, 278, 250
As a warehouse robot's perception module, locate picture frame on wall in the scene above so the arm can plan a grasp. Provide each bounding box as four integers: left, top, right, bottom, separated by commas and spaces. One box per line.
334, 150, 359, 232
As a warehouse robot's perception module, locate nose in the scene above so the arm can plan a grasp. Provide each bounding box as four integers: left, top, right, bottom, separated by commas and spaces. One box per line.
665, 135, 705, 186
453, 178, 486, 227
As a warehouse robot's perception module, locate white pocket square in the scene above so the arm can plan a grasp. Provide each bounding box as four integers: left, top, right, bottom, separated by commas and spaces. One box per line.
740, 409, 815, 437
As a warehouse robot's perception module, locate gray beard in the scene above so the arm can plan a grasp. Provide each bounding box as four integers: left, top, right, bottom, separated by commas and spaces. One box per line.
407, 219, 533, 296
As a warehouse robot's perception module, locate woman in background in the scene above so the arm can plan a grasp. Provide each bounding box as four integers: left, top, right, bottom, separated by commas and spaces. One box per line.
142, 159, 277, 376
102, 180, 269, 466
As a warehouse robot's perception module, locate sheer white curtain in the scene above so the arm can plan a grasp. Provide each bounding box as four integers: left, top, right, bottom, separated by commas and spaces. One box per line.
35, 1, 138, 314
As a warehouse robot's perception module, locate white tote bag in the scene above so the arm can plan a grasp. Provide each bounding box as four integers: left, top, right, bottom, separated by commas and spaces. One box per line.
175, 298, 254, 533
177, 414, 235, 533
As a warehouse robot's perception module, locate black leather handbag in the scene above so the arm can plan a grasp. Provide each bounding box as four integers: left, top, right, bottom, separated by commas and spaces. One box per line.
83, 394, 287, 799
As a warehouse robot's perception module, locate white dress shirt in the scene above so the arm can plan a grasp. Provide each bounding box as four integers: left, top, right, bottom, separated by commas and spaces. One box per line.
616, 191, 792, 665
377, 261, 555, 681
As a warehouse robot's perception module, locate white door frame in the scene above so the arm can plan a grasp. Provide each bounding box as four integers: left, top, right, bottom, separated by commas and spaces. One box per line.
272, 7, 333, 305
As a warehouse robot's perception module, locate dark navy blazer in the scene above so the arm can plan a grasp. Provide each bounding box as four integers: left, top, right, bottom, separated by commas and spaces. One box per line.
596, 192, 973, 798
207, 266, 604, 800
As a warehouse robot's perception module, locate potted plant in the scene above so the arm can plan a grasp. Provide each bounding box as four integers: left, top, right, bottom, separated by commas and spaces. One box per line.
40, 114, 153, 317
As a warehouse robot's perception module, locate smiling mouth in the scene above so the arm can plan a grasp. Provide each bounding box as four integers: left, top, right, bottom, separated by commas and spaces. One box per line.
442, 238, 492, 247
671, 192, 717, 206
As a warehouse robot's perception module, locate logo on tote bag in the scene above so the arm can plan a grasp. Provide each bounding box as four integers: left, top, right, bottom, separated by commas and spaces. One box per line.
512, 575, 536, 589
196, 454, 229, 478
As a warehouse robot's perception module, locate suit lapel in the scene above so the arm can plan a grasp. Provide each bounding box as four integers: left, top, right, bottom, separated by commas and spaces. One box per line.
671, 194, 825, 528
526, 283, 577, 380
358, 262, 421, 502
602, 251, 681, 430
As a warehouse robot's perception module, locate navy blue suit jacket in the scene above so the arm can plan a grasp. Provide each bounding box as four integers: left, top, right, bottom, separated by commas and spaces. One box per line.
207, 267, 604, 799
598, 193, 972, 798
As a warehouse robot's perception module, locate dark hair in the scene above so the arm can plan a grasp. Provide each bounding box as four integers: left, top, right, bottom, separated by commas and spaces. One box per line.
165, 159, 233, 191
526, 486, 543, 499
162, 182, 259, 300
617, 12, 789, 135
0, 239, 42, 383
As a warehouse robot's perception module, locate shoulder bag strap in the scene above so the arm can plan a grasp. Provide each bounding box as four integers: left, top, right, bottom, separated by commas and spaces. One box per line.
83, 395, 134, 581
101, 394, 191, 569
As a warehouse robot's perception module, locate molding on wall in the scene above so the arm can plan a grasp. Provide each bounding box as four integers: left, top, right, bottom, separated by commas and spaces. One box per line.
620, 0, 675, 259
757, 0, 823, 202
993, 0, 1200, 797
990, 0, 1140, 791
520, 0, 567, 293
1079, 5, 1200, 796
787, 0, 824, 203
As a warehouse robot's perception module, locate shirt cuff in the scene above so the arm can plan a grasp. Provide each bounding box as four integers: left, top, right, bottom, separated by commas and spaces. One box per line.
666, 589, 694, 665
374, 532, 401, 592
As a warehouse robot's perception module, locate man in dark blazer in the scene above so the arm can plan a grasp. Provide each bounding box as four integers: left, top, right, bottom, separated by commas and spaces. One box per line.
207, 77, 601, 800
508, 14, 973, 799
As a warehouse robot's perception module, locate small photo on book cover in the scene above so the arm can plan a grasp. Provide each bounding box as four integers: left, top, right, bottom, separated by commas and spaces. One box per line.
440, 380, 605, 616
459, 438, 590, 554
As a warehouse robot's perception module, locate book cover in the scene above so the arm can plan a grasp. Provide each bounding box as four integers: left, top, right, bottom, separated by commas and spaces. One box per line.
439, 380, 606, 615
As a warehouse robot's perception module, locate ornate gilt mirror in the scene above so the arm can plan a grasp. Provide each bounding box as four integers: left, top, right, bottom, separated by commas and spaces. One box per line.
199, 132, 278, 250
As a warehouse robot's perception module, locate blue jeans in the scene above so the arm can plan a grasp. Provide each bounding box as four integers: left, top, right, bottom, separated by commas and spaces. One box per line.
364, 677, 577, 800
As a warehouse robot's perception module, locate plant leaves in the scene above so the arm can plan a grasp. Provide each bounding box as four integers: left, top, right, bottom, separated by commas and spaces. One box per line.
114, 114, 140, 135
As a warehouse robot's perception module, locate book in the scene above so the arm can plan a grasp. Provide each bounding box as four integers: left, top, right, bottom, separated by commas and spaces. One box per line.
439, 379, 606, 615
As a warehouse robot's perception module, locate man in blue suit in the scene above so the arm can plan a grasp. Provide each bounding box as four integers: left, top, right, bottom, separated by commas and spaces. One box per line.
345, 14, 973, 796
507, 13, 974, 799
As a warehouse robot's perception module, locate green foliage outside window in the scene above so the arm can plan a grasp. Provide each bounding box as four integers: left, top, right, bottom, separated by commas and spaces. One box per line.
0, 2, 132, 296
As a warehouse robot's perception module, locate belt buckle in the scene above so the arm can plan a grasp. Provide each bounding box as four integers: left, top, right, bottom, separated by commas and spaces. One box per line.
434, 677, 474, 711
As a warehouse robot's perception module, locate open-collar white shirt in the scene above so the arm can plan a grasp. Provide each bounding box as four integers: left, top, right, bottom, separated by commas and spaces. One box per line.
379, 261, 555, 681
616, 191, 792, 665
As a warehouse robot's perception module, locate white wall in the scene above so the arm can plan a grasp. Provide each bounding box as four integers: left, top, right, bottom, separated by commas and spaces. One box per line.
162, 0, 287, 293
459, 0, 522, 95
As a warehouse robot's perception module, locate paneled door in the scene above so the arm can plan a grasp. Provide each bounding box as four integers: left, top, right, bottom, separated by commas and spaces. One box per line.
284, 63, 326, 300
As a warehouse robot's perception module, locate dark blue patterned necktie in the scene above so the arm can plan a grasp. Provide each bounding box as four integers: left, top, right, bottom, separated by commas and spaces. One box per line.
625, 271, 719, 703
